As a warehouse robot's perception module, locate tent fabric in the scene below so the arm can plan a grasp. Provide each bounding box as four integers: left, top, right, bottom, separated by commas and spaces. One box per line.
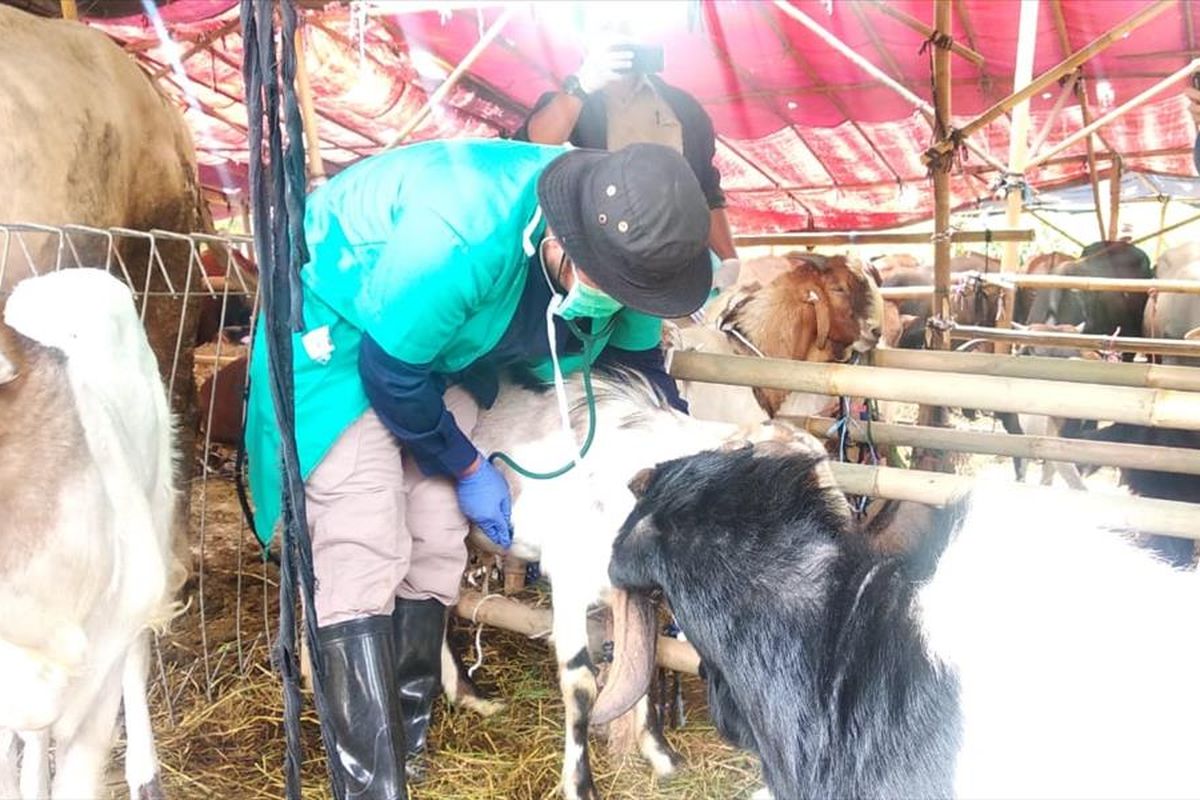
86, 0, 1198, 231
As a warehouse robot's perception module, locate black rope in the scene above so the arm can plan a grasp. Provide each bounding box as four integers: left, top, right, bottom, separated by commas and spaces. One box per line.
240, 3, 342, 799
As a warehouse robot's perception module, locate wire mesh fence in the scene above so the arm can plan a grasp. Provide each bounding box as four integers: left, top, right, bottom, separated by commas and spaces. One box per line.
0, 221, 271, 713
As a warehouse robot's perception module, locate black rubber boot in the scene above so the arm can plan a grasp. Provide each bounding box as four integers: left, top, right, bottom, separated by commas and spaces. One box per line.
391, 598, 446, 783
316, 616, 409, 800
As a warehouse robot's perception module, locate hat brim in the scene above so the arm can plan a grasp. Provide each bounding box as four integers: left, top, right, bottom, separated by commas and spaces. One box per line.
538, 149, 713, 318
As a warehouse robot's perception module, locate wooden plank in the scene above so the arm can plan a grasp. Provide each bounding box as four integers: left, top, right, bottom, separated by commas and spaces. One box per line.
870, 348, 1200, 392
666, 350, 1200, 429
951, 324, 1200, 358
798, 415, 1200, 475
733, 229, 1034, 247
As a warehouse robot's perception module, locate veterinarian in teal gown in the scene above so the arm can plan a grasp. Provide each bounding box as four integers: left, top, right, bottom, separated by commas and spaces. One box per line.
243, 138, 712, 799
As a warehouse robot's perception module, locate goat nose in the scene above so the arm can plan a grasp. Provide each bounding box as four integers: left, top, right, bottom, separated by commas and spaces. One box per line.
870, 326, 882, 340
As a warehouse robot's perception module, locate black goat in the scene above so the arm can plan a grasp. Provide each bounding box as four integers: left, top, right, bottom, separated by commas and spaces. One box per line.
609, 444, 1200, 799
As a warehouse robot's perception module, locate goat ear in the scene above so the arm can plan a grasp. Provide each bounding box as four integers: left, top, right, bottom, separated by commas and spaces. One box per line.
628, 467, 655, 498
1184, 326, 1200, 341
1073, 322, 1087, 333
1011, 321, 1029, 331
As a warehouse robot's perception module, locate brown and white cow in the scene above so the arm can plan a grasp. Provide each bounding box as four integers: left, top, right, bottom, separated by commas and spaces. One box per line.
0, 5, 210, 460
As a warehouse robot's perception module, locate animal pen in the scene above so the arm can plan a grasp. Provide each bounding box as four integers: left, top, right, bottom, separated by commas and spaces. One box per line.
4, 0, 1200, 798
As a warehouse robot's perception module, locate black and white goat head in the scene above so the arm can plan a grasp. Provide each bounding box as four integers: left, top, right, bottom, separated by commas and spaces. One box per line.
607, 444, 1200, 800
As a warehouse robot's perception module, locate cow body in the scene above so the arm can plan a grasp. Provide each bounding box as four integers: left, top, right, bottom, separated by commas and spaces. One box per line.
610, 446, 1200, 800
1146, 242, 1200, 367
0, 270, 178, 798
0, 5, 206, 458
1024, 241, 1151, 339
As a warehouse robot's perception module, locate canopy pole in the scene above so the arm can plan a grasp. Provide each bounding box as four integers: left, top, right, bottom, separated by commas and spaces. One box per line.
929, 0, 953, 351
1078, 81, 1109, 241
1154, 197, 1171, 260
997, 0, 1039, 346
916, 0, 955, 472
60, 0, 77, 20
385, 6, 516, 148
1107, 157, 1123, 241
1029, 58, 1200, 168
771, 0, 1007, 173
1027, 209, 1086, 250
868, 1, 986, 66
294, 22, 326, 186
733, 229, 1033, 247
1028, 71, 1080, 158
927, 0, 1175, 163
1132, 209, 1200, 247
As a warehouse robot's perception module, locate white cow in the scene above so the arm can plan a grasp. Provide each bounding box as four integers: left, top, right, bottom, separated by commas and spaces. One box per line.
0, 269, 180, 799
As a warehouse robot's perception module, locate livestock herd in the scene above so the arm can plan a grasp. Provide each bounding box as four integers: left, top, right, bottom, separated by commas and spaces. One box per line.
2, 4, 1200, 799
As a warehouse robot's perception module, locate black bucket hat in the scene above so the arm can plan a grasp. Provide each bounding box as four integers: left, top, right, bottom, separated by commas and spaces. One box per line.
537, 142, 713, 318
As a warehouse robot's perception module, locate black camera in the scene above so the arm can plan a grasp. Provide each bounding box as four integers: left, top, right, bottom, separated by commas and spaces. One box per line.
613, 43, 665, 75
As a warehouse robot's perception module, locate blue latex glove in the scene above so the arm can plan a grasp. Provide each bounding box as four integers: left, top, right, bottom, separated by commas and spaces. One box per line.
456, 456, 513, 549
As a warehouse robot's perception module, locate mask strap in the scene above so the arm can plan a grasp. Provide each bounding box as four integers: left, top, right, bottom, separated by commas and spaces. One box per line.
522, 205, 544, 257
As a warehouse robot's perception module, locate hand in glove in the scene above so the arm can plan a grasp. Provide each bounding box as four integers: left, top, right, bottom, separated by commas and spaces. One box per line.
577, 41, 634, 94
456, 455, 513, 550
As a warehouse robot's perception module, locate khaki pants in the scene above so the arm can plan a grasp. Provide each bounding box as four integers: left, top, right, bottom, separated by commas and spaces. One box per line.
306, 387, 479, 626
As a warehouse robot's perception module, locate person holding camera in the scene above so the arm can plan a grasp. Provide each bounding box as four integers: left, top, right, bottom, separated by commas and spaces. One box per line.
515, 39, 741, 292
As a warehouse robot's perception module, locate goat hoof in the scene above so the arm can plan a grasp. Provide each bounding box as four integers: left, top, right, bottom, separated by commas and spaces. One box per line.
136, 775, 166, 800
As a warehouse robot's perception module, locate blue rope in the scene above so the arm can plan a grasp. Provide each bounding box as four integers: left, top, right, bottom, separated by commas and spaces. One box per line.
240, 3, 341, 798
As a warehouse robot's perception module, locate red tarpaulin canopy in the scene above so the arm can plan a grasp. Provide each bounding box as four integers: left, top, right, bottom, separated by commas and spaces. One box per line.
81, 0, 1197, 231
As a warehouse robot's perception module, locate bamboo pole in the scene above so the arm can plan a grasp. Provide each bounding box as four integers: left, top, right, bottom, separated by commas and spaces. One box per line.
927, 0, 1175, 162
665, 350, 1200, 430
1131, 210, 1200, 247
867, 1, 986, 66
1107, 157, 1123, 241
930, 0, 954, 351
1078, 79, 1109, 241
60, 0, 77, 20
1154, 198, 1171, 260
869, 348, 1200, 392
997, 0, 1040, 351
293, 23, 327, 184
880, 274, 1200, 297
733, 229, 1034, 248
770, 0, 1008, 173
1028, 71, 1081, 158
1028, 58, 1200, 168
830, 463, 1200, 539
799, 415, 1200, 476
950, 324, 1200, 358
385, 6, 516, 148
454, 591, 700, 675
1026, 209, 1087, 250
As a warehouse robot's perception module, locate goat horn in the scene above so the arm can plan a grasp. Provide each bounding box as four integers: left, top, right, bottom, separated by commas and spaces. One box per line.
590, 588, 658, 726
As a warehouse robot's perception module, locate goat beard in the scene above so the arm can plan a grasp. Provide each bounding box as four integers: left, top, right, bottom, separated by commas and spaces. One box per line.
590, 588, 658, 726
